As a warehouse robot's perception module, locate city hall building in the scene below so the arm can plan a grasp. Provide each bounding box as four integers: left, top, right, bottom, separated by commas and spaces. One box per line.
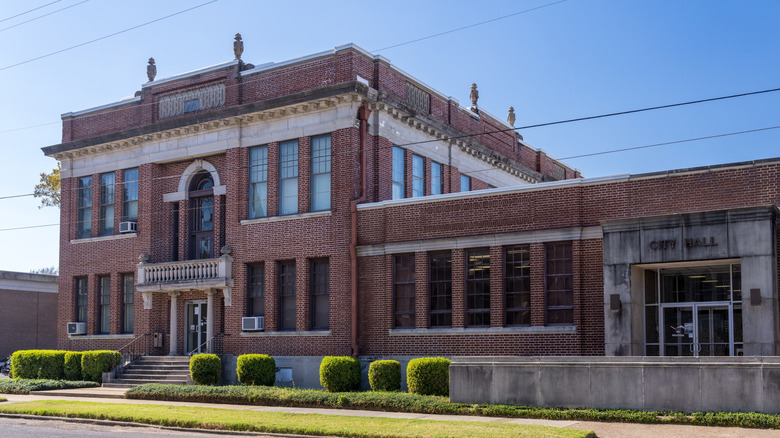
43, 41, 779, 386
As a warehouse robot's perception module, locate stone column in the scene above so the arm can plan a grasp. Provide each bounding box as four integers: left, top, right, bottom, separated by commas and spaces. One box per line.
168, 291, 180, 355
206, 289, 214, 353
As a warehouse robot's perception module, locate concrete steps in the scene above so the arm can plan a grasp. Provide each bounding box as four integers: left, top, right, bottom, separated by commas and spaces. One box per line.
102, 356, 190, 388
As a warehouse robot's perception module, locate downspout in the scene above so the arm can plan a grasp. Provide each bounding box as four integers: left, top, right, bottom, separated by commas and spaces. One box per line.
350, 104, 371, 357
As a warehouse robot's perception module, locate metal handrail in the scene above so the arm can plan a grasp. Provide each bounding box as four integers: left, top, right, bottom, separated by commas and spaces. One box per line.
188, 333, 229, 357
116, 333, 152, 367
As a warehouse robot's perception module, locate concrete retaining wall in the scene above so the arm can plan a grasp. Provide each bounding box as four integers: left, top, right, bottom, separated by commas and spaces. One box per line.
450, 356, 780, 413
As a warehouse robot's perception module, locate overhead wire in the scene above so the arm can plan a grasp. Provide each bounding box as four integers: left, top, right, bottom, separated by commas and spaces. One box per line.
0, 0, 62, 23
0, 0, 89, 33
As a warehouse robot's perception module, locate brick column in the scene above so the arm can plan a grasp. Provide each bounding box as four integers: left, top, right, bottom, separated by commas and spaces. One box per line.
530, 243, 546, 326
414, 251, 429, 329
265, 262, 278, 331
296, 257, 310, 332
489, 246, 504, 327
298, 137, 311, 214
267, 142, 279, 217
451, 249, 465, 328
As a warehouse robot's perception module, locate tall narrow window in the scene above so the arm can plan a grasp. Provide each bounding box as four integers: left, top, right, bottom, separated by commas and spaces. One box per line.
393, 254, 415, 328
75, 277, 87, 323
248, 146, 268, 218
278, 261, 296, 331
188, 172, 213, 260
545, 242, 573, 325
279, 140, 299, 215
431, 161, 443, 195
99, 173, 115, 236
77, 176, 92, 239
310, 259, 329, 330
122, 274, 134, 334
429, 251, 452, 327
98, 275, 110, 334
466, 249, 490, 327
392, 146, 405, 200
123, 168, 138, 222
247, 263, 265, 316
311, 135, 331, 211
412, 154, 424, 197
505, 245, 531, 326
460, 174, 471, 192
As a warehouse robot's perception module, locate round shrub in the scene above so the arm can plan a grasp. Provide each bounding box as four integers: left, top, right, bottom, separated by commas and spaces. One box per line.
81, 350, 122, 383
10, 350, 67, 380
406, 357, 451, 396
190, 354, 221, 385
237, 354, 276, 386
319, 356, 360, 392
368, 360, 401, 392
63, 352, 84, 381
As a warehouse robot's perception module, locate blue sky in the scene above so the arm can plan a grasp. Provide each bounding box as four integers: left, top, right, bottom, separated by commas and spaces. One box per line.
0, 0, 778, 272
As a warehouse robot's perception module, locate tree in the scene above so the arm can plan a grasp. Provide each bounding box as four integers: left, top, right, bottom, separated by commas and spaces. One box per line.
30, 266, 58, 275
34, 163, 61, 208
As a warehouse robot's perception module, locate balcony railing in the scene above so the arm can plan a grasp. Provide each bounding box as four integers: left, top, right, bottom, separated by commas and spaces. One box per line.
136, 249, 232, 288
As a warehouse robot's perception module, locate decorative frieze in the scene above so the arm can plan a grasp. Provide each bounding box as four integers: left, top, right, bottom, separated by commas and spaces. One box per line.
158, 84, 226, 119
406, 82, 430, 114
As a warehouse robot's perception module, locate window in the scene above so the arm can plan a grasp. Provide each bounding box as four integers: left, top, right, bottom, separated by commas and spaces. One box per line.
122, 274, 134, 333
75, 277, 87, 323
412, 154, 424, 197
99, 172, 115, 236
123, 168, 138, 222
392, 146, 405, 200
247, 263, 264, 316
393, 254, 415, 328
460, 174, 471, 192
98, 275, 110, 334
279, 140, 299, 215
545, 242, 573, 325
505, 245, 531, 326
278, 261, 296, 331
310, 259, 329, 330
429, 252, 452, 327
248, 146, 268, 218
431, 161, 443, 195
311, 135, 331, 211
466, 249, 490, 327
77, 176, 92, 239
189, 172, 214, 260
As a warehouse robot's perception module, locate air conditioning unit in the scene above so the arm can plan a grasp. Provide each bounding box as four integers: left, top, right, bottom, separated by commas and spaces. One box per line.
67, 322, 86, 335
242, 316, 265, 331
119, 221, 138, 233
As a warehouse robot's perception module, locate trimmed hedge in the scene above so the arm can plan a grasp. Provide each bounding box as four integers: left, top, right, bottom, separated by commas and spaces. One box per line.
10, 350, 67, 380
63, 352, 84, 381
407, 357, 450, 396
319, 356, 360, 392
237, 354, 275, 386
368, 360, 401, 392
81, 351, 122, 383
190, 354, 221, 385
0, 379, 99, 395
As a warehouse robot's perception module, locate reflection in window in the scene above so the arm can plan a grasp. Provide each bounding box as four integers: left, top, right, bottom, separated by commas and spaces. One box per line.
249, 146, 268, 218
392, 146, 405, 200
311, 135, 331, 211
77, 176, 92, 239
431, 161, 442, 195
123, 168, 138, 222
279, 140, 299, 215
460, 174, 471, 192
466, 249, 490, 327
412, 154, 424, 197
505, 245, 530, 326
100, 173, 115, 236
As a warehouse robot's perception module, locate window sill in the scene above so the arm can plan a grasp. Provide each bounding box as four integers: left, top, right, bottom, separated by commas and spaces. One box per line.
388, 326, 576, 336
241, 210, 332, 225
67, 334, 135, 340
239, 330, 331, 337
70, 233, 137, 244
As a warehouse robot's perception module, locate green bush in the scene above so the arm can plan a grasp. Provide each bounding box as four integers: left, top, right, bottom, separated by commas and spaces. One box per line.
190, 354, 221, 385
236, 354, 275, 386
10, 350, 67, 380
407, 357, 450, 396
0, 379, 99, 395
319, 356, 360, 393
81, 351, 122, 383
368, 360, 401, 392
63, 352, 84, 381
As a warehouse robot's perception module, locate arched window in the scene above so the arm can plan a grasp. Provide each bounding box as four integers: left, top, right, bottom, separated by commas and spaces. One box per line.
189, 171, 214, 259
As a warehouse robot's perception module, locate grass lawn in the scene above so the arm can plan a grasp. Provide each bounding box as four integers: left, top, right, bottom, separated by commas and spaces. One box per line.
0, 397, 6, 402
0, 400, 594, 438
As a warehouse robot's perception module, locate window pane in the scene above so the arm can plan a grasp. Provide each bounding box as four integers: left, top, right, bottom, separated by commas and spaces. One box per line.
76, 277, 88, 323
78, 176, 92, 239
311, 259, 329, 330
122, 274, 134, 333
545, 242, 573, 325
249, 146, 268, 218
466, 249, 490, 327
248, 263, 265, 316
429, 252, 452, 327
460, 175, 470, 192
311, 135, 332, 212
123, 168, 138, 222
99, 276, 110, 334
278, 261, 296, 331
412, 154, 424, 197
392, 146, 405, 200
393, 254, 415, 328
505, 245, 530, 326
311, 173, 331, 212
279, 140, 299, 215
431, 162, 442, 195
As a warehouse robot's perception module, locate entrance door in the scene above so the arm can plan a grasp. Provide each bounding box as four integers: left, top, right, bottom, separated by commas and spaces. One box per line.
662, 304, 735, 356
186, 301, 208, 354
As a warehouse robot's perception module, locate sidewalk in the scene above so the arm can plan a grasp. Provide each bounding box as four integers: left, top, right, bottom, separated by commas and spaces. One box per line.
2, 387, 780, 438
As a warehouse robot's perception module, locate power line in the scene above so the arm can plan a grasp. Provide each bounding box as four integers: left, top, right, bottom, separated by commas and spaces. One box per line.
0, 223, 58, 232
0, 0, 219, 72
0, 0, 89, 33
0, 0, 62, 23
0, 193, 33, 200
373, 0, 568, 52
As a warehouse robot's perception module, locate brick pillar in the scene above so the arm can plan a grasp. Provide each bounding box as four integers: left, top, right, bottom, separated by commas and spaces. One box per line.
451, 249, 465, 328
267, 142, 279, 217
489, 246, 504, 327
414, 251, 429, 329
296, 257, 310, 332
530, 243, 546, 326
265, 262, 278, 331
178, 200, 188, 261
298, 137, 311, 214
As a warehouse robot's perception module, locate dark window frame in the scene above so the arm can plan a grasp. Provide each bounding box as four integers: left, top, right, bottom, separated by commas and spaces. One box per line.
248, 145, 269, 219
392, 254, 415, 328
247, 263, 265, 317
431, 161, 443, 195
428, 251, 452, 328
310, 258, 329, 330
99, 172, 115, 236
545, 242, 574, 325
310, 135, 332, 212
278, 261, 296, 331
504, 245, 531, 326
465, 248, 491, 327
98, 275, 110, 334
412, 154, 424, 197
392, 146, 405, 200
278, 139, 299, 215
75, 277, 88, 323
122, 168, 138, 222
121, 273, 134, 334
77, 176, 92, 239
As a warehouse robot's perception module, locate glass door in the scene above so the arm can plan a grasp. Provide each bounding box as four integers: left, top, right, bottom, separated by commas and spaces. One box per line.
663, 306, 694, 356
186, 301, 208, 354
661, 304, 735, 356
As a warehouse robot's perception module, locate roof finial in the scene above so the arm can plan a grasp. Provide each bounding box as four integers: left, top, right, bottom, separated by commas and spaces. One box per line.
146, 57, 156, 82
233, 33, 244, 61
507, 106, 516, 127
469, 83, 479, 110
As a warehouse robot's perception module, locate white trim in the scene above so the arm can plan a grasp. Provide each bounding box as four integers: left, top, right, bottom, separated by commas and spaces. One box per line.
240, 330, 332, 337
241, 210, 332, 225
70, 233, 137, 245
0, 279, 58, 294
62, 96, 141, 118
177, 159, 222, 193
389, 326, 577, 336
142, 61, 238, 88
67, 334, 135, 340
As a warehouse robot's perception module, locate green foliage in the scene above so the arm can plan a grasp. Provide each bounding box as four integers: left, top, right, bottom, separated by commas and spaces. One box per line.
406, 357, 450, 396
236, 354, 275, 386
190, 354, 221, 385
63, 352, 84, 381
368, 360, 401, 392
33, 163, 61, 208
0, 379, 99, 395
81, 351, 122, 383
0, 397, 6, 402
10, 350, 67, 380
319, 356, 361, 393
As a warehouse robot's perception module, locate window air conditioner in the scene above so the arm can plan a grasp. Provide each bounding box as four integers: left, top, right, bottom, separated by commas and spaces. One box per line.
242, 316, 265, 331
119, 221, 138, 233
67, 322, 86, 335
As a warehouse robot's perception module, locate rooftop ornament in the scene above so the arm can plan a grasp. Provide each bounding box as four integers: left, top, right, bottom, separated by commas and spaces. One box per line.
146, 57, 156, 82
469, 83, 479, 114
507, 106, 516, 127
233, 33, 244, 61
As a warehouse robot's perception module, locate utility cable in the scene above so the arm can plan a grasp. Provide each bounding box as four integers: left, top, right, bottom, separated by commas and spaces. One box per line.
0, 0, 62, 23
0, 0, 89, 33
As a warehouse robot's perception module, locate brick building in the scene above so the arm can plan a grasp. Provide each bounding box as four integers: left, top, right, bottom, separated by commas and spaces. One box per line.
0, 271, 58, 359
43, 43, 779, 386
